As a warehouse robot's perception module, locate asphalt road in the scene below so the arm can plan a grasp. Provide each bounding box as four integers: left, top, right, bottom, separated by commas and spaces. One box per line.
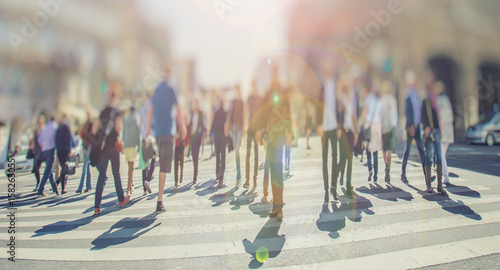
0, 137, 499, 269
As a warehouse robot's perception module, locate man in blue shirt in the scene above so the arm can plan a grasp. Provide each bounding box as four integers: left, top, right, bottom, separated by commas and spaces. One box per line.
146, 68, 185, 214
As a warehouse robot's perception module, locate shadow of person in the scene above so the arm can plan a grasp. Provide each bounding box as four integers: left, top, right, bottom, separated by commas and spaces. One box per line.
166, 183, 195, 197
422, 195, 482, 221
444, 183, 481, 198
356, 183, 414, 202
209, 187, 237, 207
316, 203, 346, 239
337, 194, 375, 222
242, 219, 286, 269
230, 189, 258, 210
248, 201, 273, 218
91, 214, 161, 250
32, 209, 113, 237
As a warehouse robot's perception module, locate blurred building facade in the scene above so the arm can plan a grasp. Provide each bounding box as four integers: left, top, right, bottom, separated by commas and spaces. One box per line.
0, 0, 170, 124
287, 0, 500, 141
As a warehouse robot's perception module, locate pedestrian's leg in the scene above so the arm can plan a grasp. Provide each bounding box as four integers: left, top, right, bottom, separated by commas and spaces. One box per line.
174, 145, 180, 185
322, 131, 330, 201
94, 153, 109, 209
441, 143, 450, 183
220, 140, 226, 182
253, 135, 258, 186
330, 130, 338, 199
415, 129, 427, 176
109, 150, 125, 203
401, 133, 412, 179
373, 151, 378, 182
235, 129, 242, 182
215, 140, 221, 181
424, 139, 433, 192
38, 150, 54, 195
192, 141, 200, 183
245, 132, 252, 186
367, 148, 373, 181
270, 148, 284, 220
148, 157, 156, 181
338, 131, 347, 186
127, 161, 134, 194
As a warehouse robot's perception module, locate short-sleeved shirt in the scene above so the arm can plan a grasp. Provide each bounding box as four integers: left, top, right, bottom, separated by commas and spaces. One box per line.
153, 81, 178, 137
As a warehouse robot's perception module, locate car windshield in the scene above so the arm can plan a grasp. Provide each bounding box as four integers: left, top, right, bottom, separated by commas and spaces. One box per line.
478, 111, 496, 124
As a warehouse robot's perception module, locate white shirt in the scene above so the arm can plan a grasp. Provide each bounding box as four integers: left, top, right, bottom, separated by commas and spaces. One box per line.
381, 94, 398, 134
139, 98, 152, 139
323, 78, 338, 131
342, 94, 355, 130
191, 111, 199, 134
364, 93, 382, 127
37, 120, 58, 152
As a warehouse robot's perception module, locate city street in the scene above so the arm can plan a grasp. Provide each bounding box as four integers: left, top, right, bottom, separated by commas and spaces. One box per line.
1, 137, 499, 269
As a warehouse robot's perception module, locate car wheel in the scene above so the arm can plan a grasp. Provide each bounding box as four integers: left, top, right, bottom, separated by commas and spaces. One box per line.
486, 134, 495, 147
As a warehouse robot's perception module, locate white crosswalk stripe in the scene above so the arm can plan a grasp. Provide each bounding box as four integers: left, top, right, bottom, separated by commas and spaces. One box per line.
0, 138, 497, 269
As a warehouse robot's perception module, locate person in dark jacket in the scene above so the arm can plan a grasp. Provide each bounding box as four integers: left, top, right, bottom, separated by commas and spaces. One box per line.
401, 70, 426, 183
421, 71, 447, 196
31, 114, 46, 192
55, 114, 75, 194
211, 97, 228, 187
189, 99, 205, 184
93, 89, 130, 216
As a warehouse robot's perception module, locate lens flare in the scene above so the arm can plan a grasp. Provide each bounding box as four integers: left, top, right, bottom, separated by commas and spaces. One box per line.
256, 246, 269, 263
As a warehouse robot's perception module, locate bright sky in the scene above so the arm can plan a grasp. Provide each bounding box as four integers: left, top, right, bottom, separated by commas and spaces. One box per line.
139, 0, 291, 89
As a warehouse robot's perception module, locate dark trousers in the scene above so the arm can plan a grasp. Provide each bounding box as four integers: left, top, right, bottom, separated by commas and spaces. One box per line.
174, 143, 185, 184
402, 128, 426, 176
366, 149, 378, 181
56, 149, 70, 191
95, 148, 125, 208
38, 149, 57, 195
142, 157, 156, 191
338, 129, 354, 190
215, 135, 226, 182
322, 129, 338, 192
245, 130, 258, 185
263, 142, 284, 208
191, 139, 201, 182
32, 153, 43, 187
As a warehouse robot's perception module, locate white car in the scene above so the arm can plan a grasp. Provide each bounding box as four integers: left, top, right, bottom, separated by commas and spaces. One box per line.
466, 111, 500, 146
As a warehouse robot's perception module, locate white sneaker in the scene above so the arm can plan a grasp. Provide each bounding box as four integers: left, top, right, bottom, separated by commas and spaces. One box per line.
443, 176, 450, 184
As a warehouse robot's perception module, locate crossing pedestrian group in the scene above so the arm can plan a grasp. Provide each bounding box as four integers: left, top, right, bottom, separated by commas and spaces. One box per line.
30, 63, 456, 222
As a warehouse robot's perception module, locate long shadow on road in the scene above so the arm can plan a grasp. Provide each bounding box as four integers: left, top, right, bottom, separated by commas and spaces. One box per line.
407, 184, 482, 221
242, 218, 286, 269
91, 214, 161, 250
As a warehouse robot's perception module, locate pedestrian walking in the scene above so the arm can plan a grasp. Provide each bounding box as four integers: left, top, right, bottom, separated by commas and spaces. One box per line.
435, 81, 454, 184
319, 63, 341, 202
211, 97, 228, 187
31, 114, 46, 192
360, 85, 382, 183
421, 72, 447, 195
76, 111, 93, 193
94, 90, 130, 216
380, 80, 398, 183
401, 70, 426, 183
189, 99, 205, 184
230, 85, 245, 187
174, 108, 189, 186
139, 94, 156, 196
337, 78, 358, 198
55, 114, 75, 194
145, 68, 184, 214
244, 79, 261, 190
123, 107, 140, 196
37, 117, 59, 197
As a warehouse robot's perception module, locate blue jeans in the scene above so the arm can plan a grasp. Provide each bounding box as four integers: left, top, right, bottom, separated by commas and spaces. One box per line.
424, 129, 442, 167
94, 148, 125, 208
402, 127, 426, 176
366, 149, 378, 181
38, 149, 57, 195
77, 145, 92, 191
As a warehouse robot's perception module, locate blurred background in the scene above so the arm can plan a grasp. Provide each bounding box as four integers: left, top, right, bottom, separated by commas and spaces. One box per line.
1, 0, 500, 165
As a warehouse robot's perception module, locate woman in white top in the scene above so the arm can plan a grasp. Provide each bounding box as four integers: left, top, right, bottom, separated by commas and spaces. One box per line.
380, 80, 398, 183
435, 81, 454, 183
338, 80, 359, 197
360, 86, 382, 182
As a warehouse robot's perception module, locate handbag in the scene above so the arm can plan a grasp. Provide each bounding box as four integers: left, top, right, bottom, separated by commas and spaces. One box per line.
115, 138, 124, 153
361, 127, 371, 142
26, 149, 34, 159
